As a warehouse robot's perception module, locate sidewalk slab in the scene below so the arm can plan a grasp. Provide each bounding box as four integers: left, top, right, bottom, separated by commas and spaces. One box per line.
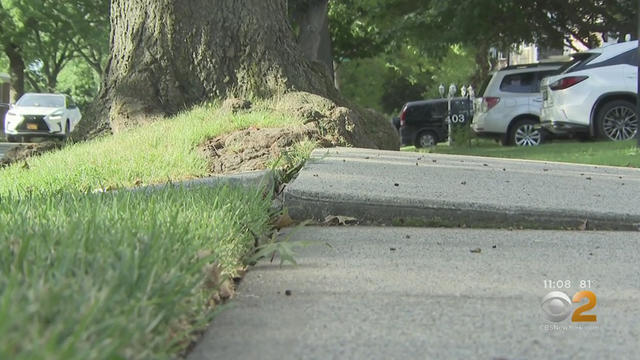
284, 147, 640, 230
188, 226, 640, 360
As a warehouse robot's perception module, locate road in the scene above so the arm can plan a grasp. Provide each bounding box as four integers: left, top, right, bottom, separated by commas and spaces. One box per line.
189, 226, 640, 360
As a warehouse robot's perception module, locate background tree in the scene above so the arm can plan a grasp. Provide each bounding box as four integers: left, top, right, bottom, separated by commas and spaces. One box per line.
0, 0, 109, 101
328, 0, 385, 89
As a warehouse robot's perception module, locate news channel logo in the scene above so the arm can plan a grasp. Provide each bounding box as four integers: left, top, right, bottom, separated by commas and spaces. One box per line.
541, 290, 597, 323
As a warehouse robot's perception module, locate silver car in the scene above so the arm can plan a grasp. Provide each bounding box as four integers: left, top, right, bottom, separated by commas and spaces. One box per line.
471, 63, 564, 146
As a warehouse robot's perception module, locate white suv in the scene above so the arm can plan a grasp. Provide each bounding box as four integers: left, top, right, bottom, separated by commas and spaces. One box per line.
472, 63, 564, 146
541, 41, 638, 141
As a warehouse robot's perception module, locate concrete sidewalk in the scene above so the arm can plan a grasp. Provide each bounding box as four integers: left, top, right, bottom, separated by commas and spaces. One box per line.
284, 148, 640, 230
188, 226, 640, 360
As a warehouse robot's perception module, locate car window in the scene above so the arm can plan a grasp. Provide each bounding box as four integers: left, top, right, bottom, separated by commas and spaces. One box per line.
16, 94, 65, 107
431, 102, 448, 118
559, 53, 598, 74
534, 71, 558, 91
499, 72, 537, 93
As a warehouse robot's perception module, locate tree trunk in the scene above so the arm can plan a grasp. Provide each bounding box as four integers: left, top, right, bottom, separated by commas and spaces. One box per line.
94, 0, 336, 131
5, 43, 25, 103
471, 43, 491, 90
290, 0, 334, 81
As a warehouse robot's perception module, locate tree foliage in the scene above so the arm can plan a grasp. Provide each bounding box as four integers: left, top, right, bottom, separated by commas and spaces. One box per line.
0, 0, 108, 100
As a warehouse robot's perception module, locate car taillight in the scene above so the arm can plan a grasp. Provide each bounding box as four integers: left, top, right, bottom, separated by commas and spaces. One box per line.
399, 105, 407, 126
481, 97, 500, 112
549, 76, 589, 91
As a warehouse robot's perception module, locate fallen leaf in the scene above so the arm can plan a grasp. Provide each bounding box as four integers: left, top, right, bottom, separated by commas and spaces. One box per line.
390, 247, 397, 251
470, 248, 482, 253
134, 179, 143, 186
273, 213, 295, 229
285, 289, 292, 296
324, 215, 358, 226
578, 219, 589, 231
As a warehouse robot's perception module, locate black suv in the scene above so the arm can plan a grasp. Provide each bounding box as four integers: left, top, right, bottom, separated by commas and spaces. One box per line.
396, 98, 473, 147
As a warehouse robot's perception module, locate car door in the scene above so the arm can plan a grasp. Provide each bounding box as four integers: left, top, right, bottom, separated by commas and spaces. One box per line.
623, 50, 638, 93
498, 71, 538, 121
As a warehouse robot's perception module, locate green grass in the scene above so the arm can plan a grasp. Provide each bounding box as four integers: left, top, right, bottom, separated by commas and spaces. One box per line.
0, 103, 303, 196
403, 139, 640, 168
0, 102, 301, 358
0, 186, 272, 359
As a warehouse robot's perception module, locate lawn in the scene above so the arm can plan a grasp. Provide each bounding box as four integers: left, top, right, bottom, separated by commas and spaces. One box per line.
403, 139, 640, 168
0, 104, 287, 359
0, 102, 303, 196
0, 186, 272, 359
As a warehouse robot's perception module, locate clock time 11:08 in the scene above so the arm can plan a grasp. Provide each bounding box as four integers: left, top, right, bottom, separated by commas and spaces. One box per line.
544, 280, 593, 289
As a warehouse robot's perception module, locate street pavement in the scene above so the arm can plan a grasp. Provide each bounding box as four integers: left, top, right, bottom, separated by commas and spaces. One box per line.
285, 147, 640, 230
189, 226, 640, 360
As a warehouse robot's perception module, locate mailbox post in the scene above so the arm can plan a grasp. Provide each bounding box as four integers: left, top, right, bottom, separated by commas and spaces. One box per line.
447, 84, 457, 145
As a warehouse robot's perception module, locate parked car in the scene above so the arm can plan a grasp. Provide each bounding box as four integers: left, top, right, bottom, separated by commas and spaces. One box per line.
399, 98, 473, 147
541, 40, 638, 141
471, 62, 566, 146
3, 93, 82, 142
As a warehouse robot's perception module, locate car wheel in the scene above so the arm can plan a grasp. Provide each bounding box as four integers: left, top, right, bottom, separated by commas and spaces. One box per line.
596, 100, 638, 141
509, 119, 543, 147
415, 131, 437, 148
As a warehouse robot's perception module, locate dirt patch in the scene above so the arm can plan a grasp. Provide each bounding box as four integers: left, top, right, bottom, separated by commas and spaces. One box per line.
201, 92, 400, 174
1, 142, 62, 168
201, 126, 320, 174
274, 92, 400, 151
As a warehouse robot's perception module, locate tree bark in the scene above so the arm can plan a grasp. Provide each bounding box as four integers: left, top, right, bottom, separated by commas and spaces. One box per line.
5, 43, 25, 103
94, 0, 337, 131
290, 0, 334, 81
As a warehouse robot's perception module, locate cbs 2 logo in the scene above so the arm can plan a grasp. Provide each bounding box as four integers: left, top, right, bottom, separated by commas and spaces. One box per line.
541, 291, 597, 322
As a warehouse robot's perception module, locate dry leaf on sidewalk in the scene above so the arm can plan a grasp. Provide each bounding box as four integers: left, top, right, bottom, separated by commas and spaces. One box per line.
324, 215, 358, 226
273, 213, 295, 229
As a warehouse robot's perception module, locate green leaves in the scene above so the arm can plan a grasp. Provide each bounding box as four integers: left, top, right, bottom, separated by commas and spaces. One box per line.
0, 0, 109, 95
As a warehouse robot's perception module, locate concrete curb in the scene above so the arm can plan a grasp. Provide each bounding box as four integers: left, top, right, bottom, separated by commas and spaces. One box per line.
132, 170, 277, 193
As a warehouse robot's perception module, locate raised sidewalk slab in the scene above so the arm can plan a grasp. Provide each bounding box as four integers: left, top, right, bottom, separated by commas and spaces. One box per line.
284, 147, 640, 230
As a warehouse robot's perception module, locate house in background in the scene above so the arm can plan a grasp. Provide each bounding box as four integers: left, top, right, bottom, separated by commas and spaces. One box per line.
496, 33, 625, 69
